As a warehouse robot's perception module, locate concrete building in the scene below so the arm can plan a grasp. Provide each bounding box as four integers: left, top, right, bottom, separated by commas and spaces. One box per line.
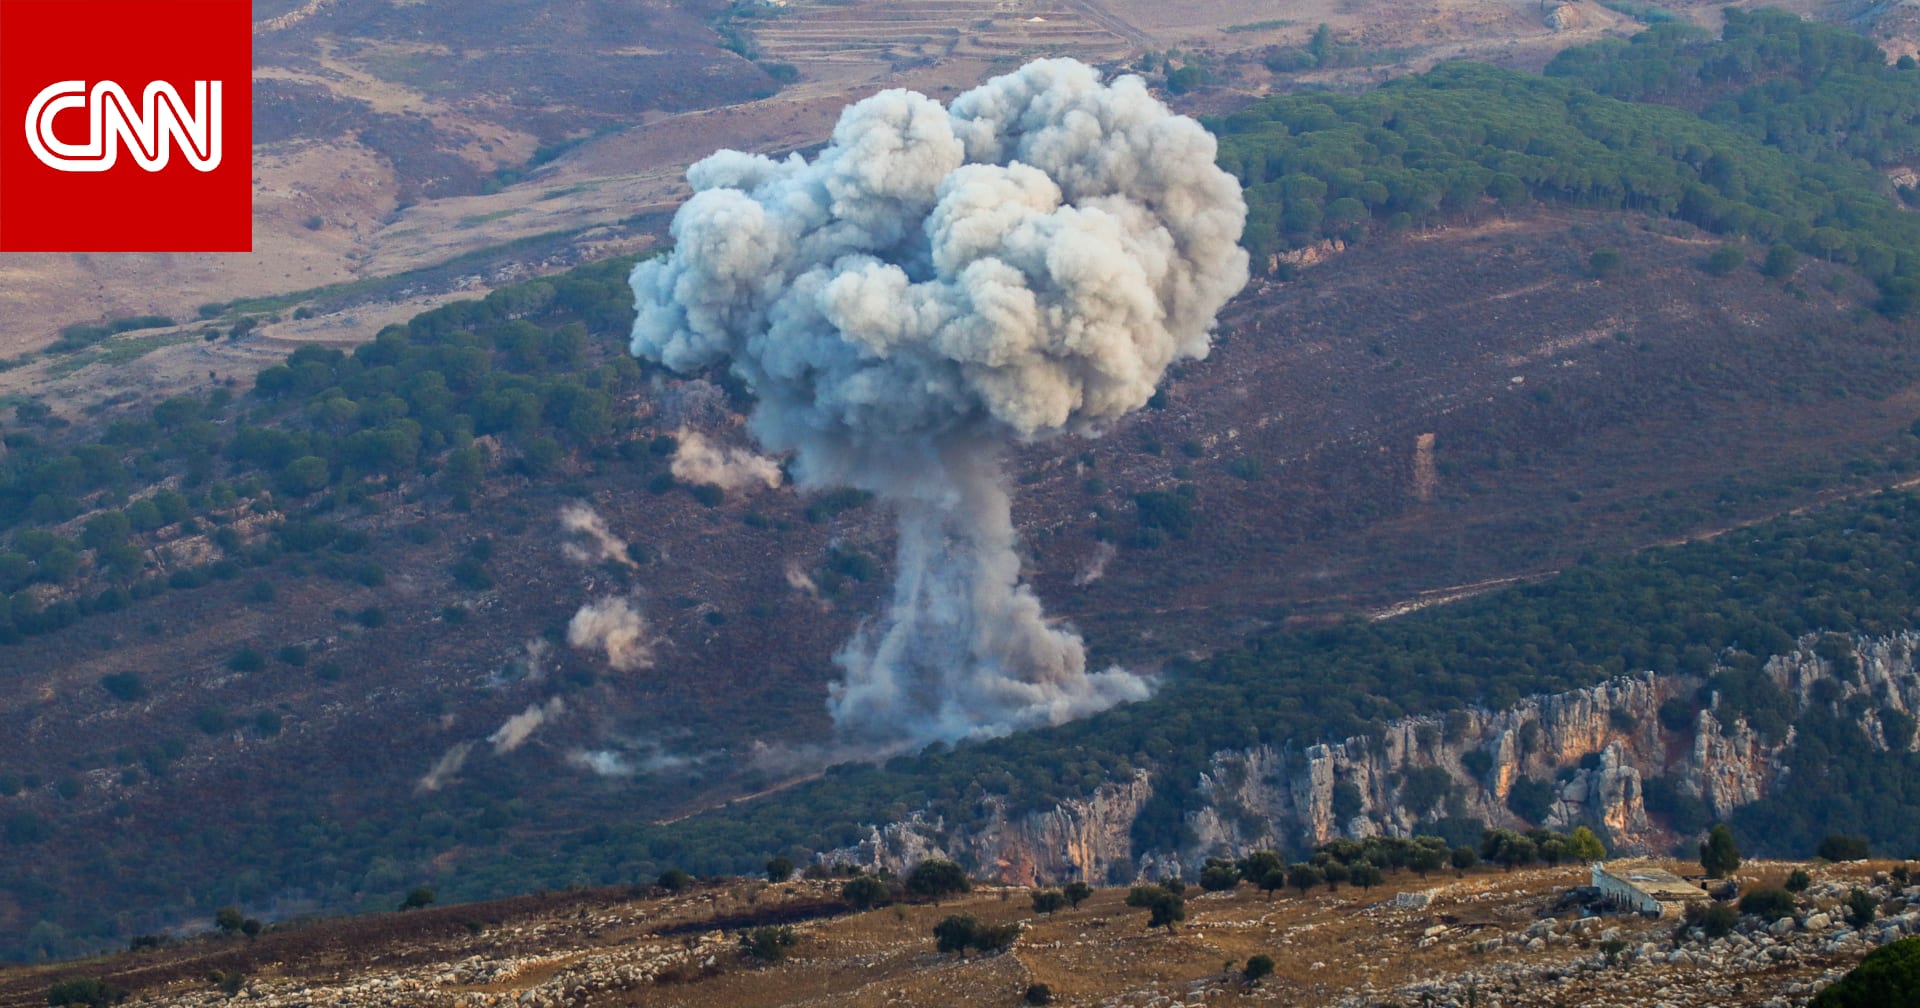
1590, 860, 1711, 916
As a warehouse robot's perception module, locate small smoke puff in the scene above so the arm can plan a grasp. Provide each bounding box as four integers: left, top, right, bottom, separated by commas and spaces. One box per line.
566, 749, 634, 777
567, 597, 654, 672
489, 697, 565, 754
560, 502, 637, 567
1073, 541, 1117, 586
669, 429, 782, 492
417, 741, 474, 792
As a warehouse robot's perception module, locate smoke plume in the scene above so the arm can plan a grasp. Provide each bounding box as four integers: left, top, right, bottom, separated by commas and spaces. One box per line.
559, 502, 637, 568
566, 596, 655, 671
629, 59, 1247, 745
670, 429, 783, 492
489, 697, 565, 754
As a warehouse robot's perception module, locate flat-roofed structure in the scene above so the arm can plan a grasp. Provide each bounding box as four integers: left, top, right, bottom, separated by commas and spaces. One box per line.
1591, 860, 1710, 916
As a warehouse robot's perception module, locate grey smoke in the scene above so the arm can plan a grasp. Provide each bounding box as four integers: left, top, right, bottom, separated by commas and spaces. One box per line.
566, 597, 655, 671
670, 429, 783, 492
629, 59, 1247, 745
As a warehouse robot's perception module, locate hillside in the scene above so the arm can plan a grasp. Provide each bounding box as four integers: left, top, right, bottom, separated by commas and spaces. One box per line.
11, 6, 1920, 966
1, 859, 1912, 1007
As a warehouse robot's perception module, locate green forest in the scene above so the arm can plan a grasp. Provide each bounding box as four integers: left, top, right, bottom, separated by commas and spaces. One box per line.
8, 8, 1920, 962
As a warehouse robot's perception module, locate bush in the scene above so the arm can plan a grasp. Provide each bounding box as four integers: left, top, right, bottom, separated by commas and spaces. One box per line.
1703, 245, 1745, 276
1031, 889, 1068, 914
399, 887, 436, 910
1025, 983, 1054, 1005
1785, 868, 1812, 892
1243, 953, 1276, 984
46, 977, 120, 1006
1820, 834, 1872, 861
1684, 900, 1738, 938
766, 857, 795, 883
1739, 887, 1795, 921
842, 874, 891, 910
1846, 887, 1879, 929
657, 869, 692, 892
740, 925, 796, 962
98, 672, 147, 702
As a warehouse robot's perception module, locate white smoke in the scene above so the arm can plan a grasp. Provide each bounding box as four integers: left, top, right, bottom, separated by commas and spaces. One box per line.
417, 741, 475, 792
566, 596, 655, 671
670, 428, 783, 492
629, 59, 1247, 745
566, 749, 635, 777
560, 502, 637, 567
1074, 541, 1118, 586
489, 697, 565, 754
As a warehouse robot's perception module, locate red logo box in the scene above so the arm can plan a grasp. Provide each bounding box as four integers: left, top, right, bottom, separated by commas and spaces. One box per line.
0, 0, 251, 252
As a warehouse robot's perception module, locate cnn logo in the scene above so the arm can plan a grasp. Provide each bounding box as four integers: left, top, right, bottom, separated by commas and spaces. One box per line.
1, 0, 250, 252
25, 79, 223, 173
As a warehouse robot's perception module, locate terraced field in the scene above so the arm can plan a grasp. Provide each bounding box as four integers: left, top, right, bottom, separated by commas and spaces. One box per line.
746, 0, 1138, 69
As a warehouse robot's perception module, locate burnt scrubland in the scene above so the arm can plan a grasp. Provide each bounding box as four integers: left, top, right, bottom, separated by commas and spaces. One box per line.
9, 10, 1920, 964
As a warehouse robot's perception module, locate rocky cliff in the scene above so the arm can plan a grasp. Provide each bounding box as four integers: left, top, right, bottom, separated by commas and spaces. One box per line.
824, 633, 1920, 882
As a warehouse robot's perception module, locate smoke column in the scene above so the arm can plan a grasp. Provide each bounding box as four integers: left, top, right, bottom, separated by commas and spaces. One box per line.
629, 58, 1248, 745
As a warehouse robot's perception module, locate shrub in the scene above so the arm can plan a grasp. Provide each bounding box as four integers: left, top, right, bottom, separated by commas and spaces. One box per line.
1243, 953, 1276, 984
1819, 834, 1871, 862
399, 887, 436, 910
842, 874, 891, 910
47, 977, 120, 1006
657, 869, 692, 893
1739, 887, 1795, 921
741, 925, 796, 962
1025, 983, 1054, 1005
1703, 245, 1745, 275
766, 857, 795, 883
98, 672, 147, 702
1785, 868, 1812, 893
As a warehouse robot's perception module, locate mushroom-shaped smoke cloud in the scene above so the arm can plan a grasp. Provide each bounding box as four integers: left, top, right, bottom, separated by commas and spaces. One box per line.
630, 58, 1248, 746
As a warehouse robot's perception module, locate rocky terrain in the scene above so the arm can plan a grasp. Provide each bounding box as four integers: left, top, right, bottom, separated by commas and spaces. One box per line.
825, 633, 1920, 884
1, 861, 1910, 1007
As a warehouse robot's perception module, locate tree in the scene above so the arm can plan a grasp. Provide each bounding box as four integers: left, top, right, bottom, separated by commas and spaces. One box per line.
905, 858, 970, 903
1031, 889, 1068, 915
1819, 834, 1871, 861
1288, 862, 1323, 897
1126, 884, 1186, 932
1351, 862, 1384, 892
1242, 953, 1276, 985
1700, 824, 1742, 878
1259, 868, 1289, 900
1810, 936, 1920, 1008
1238, 850, 1283, 885
214, 906, 244, 933
1567, 825, 1608, 861
657, 869, 692, 893
1451, 846, 1478, 876
1763, 242, 1800, 279
766, 857, 795, 883
1062, 881, 1093, 909
1321, 861, 1350, 891
841, 875, 891, 910
399, 887, 436, 910
1199, 857, 1241, 892
933, 914, 978, 954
